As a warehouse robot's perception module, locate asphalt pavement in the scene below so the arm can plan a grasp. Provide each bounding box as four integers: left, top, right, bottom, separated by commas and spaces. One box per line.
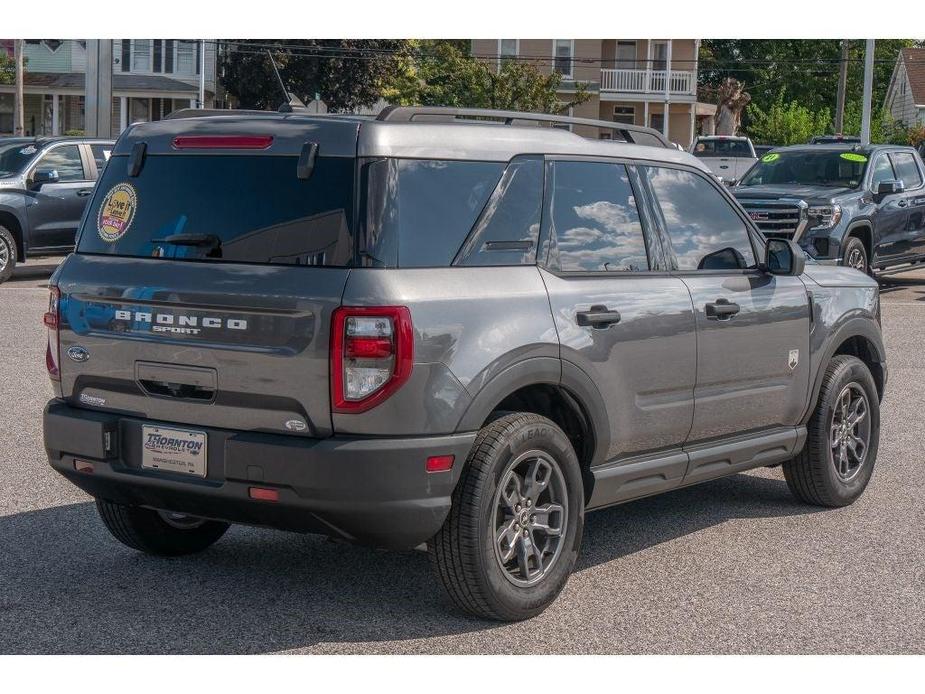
1, 259, 923, 654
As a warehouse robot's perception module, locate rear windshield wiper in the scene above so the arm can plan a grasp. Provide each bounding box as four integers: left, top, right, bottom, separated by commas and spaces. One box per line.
151, 233, 222, 249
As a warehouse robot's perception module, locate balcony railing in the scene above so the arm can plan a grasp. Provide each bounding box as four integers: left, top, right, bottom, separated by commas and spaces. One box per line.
600, 68, 695, 95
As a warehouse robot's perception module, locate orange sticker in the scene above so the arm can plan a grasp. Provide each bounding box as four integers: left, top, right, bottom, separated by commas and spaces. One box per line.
97, 182, 137, 242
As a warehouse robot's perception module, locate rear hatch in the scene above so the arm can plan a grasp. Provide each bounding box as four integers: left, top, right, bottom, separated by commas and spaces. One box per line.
54, 115, 360, 438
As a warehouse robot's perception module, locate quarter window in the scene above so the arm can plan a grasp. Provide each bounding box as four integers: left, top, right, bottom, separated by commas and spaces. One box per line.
645, 166, 756, 271
90, 144, 112, 175
547, 161, 648, 272
35, 145, 85, 181
890, 152, 922, 189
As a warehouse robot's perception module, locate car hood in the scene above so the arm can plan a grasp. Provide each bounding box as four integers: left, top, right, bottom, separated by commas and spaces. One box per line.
803, 263, 878, 288
734, 184, 856, 201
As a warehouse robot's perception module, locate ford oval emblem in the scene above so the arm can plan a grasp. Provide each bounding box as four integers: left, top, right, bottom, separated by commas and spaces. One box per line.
66, 345, 90, 363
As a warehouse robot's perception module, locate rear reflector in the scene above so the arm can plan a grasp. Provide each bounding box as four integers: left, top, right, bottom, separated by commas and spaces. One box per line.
73, 460, 95, 474
426, 455, 455, 473
248, 487, 280, 502
45, 286, 61, 382
172, 135, 274, 150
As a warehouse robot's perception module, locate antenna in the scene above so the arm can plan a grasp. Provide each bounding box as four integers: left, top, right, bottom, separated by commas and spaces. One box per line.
267, 49, 306, 113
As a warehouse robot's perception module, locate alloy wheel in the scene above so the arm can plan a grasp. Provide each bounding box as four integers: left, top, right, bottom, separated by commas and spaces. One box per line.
830, 382, 871, 482
846, 247, 866, 272
492, 450, 568, 587
0, 236, 9, 273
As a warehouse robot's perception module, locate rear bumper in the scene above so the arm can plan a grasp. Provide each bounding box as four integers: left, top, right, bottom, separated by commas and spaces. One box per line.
43, 400, 476, 549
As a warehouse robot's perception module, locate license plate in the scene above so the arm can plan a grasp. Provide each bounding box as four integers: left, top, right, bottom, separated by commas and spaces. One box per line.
141, 425, 207, 477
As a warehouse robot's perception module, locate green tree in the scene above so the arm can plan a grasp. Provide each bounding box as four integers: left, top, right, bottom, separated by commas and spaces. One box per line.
220, 39, 407, 112
0, 51, 17, 85
382, 40, 589, 113
746, 92, 830, 145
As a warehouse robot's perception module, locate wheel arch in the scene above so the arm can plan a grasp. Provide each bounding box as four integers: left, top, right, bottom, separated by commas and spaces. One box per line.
844, 221, 873, 263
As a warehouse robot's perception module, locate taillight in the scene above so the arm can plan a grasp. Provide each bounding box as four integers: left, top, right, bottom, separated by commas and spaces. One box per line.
331, 306, 413, 413
44, 286, 61, 381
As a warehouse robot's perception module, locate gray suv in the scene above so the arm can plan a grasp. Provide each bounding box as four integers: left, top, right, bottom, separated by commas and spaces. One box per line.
0, 136, 115, 283
42, 107, 887, 621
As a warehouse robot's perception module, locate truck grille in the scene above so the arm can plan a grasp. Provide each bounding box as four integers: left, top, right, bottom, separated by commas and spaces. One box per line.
737, 200, 807, 241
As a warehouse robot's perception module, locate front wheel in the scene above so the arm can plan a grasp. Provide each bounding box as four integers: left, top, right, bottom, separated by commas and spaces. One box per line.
96, 499, 230, 556
0, 225, 16, 284
429, 413, 584, 621
842, 236, 869, 275
783, 355, 880, 507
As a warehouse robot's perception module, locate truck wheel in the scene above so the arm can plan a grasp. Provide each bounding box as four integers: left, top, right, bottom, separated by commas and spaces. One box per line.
842, 236, 868, 274
429, 413, 584, 621
96, 499, 230, 556
783, 355, 880, 507
0, 225, 16, 284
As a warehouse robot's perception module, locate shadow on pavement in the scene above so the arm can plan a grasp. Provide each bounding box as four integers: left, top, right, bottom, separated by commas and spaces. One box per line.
0, 471, 821, 654
8, 261, 60, 283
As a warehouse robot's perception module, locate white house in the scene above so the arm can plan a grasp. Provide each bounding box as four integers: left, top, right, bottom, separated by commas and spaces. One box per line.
884, 47, 925, 129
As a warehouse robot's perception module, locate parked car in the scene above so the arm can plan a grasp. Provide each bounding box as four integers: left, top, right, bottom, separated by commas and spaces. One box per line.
810, 135, 861, 145
44, 106, 886, 621
753, 144, 776, 158
734, 144, 925, 275
689, 134, 758, 185
0, 136, 115, 283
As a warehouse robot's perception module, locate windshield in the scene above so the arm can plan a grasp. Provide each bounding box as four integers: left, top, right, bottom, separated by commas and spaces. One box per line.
739, 149, 868, 188
0, 141, 37, 177
692, 140, 753, 157
77, 154, 356, 266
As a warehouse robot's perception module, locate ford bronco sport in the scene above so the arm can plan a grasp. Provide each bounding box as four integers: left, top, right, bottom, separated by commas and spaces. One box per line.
734, 144, 925, 276
0, 136, 115, 283
43, 106, 887, 621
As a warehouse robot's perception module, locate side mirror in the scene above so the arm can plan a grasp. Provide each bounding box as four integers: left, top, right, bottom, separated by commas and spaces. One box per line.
31, 169, 59, 188
875, 179, 904, 199
765, 238, 805, 277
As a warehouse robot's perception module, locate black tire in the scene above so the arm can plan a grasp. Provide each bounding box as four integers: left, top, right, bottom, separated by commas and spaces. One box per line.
0, 225, 16, 284
783, 355, 880, 507
842, 236, 868, 274
429, 413, 584, 621
96, 499, 230, 556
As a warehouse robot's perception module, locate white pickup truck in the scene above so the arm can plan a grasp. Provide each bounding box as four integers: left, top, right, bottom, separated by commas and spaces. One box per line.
689, 135, 758, 185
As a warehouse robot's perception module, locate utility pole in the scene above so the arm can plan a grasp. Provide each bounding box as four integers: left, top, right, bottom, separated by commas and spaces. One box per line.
199, 39, 206, 108
13, 39, 24, 136
85, 40, 113, 137
860, 39, 875, 145
835, 40, 849, 134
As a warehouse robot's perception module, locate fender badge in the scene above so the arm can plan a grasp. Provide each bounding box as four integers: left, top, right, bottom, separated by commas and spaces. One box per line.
67, 345, 90, 363
788, 349, 799, 371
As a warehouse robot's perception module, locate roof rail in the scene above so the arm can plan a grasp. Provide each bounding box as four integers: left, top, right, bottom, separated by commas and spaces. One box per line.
376, 105, 672, 148
165, 108, 273, 120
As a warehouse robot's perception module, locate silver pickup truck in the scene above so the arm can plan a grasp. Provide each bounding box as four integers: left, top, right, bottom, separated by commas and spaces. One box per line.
690, 135, 758, 185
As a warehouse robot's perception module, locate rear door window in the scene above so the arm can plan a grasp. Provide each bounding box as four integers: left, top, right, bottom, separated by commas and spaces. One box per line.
645, 166, 756, 271
77, 154, 356, 266
363, 159, 503, 267
890, 152, 923, 189
545, 160, 649, 272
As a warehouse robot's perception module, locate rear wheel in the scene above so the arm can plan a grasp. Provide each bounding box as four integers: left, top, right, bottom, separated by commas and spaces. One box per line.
429, 413, 584, 621
842, 236, 868, 274
96, 499, 230, 556
0, 225, 16, 284
783, 355, 880, 507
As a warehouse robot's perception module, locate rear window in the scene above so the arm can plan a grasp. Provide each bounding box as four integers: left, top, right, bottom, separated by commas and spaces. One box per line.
692, 139, 753, 158
363, 159, 504, 267
77, 154, 355, 266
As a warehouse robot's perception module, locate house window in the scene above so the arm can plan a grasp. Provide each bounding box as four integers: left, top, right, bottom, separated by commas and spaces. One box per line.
132, 40, 151, 72
613, 106, 635, 124
120, 40, 131, 72
177, 41, 196, 75
165, 40, 174, 73
153, 40, 163, 73
652, 41, 668, 71
616, 41, 636, 69
499, 39, 517, 70
650, 113, 664, 132
553, 40, 573, 78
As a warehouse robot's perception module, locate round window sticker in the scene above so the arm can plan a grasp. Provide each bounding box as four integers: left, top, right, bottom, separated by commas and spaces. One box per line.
761, 153, 781, 163
97, 182, 138, 242
840, 152, 868, 163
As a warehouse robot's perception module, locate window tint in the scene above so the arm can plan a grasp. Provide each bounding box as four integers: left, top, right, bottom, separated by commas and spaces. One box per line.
37, 145, 85, 181
364, 159, 503, 267
78, 154, 355, 266
90, 144, 112, 175
890, 152, 922, 188
457, 157, 543, 266
645, 166, 756, 271
548, 161, 648, 272
870, 154, 896, 189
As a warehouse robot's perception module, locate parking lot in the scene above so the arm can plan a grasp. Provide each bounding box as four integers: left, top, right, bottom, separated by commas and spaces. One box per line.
1, 258, 923, 654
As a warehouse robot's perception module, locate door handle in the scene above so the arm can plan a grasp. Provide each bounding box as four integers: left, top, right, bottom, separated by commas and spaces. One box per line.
576, 305, 621, 328
705, 298, 740, 320
76, 189, 93, 197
